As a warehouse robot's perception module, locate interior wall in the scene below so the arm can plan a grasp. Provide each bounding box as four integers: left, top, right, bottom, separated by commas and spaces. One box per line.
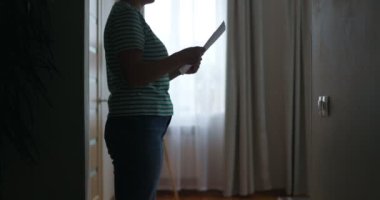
310, 0, 380, 199
2, 0, 87, 199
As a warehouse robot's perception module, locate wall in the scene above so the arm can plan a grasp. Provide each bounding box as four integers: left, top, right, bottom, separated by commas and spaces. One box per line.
310, 0, 380, 199
2, 0, 87, 199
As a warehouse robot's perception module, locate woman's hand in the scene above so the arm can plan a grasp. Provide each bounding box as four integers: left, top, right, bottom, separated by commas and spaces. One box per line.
174, 46, 205, 66
185, 61, 201, 74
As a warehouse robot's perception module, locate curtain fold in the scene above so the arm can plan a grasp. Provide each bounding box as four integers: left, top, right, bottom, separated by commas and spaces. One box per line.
224, 0, 270, 196
287, 0, 311, 195
224, 0, 310, 197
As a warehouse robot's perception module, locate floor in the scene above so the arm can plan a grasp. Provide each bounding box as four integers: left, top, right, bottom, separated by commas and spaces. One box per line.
157, 190, 285, 200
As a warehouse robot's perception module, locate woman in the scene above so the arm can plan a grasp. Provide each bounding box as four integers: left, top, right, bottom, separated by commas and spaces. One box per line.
103, 0, 205, 199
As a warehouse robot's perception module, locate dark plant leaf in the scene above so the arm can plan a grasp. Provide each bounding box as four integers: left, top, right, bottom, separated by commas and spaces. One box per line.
1, 0, 56, 163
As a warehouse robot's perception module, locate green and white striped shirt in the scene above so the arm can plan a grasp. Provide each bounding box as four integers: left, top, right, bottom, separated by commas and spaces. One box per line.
104, 1, 173, 117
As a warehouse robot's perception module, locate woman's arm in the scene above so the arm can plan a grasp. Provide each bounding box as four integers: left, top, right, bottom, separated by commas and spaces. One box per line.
169, 70, 182, 80
119, 47, 204, 86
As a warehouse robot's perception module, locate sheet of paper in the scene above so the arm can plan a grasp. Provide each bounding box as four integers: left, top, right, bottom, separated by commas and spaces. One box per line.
179, 21, 226, 74
203, 21, 226, 51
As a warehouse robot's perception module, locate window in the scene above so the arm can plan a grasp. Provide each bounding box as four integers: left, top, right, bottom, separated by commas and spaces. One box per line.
145, 0, 227, 190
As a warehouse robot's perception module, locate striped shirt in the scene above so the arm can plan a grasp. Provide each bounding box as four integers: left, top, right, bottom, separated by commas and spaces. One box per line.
104, 1, 173, 117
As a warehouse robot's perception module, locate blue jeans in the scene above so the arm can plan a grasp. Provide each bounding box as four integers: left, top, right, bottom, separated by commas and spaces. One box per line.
104, 116, 172, 200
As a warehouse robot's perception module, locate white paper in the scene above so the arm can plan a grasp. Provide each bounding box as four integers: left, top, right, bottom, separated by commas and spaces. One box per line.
179, 21, 226, 74
179, 64, 192, 74
203, 21, 226, 51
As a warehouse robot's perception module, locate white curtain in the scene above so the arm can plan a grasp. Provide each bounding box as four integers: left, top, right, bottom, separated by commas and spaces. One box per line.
224, 0, 309, 197
145, 0, 227, 191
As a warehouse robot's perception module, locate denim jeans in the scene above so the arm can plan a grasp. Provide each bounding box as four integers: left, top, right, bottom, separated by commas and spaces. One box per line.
104, 116, 172, 200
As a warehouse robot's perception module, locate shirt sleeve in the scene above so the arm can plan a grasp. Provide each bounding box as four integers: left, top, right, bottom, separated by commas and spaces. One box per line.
111, 7, 145, 54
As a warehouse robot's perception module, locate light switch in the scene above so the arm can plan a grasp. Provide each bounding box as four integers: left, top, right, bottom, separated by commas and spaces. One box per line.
318, 96, 329, 117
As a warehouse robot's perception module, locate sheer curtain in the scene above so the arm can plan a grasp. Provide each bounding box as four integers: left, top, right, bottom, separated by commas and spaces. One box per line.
145, 0, 227, 191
